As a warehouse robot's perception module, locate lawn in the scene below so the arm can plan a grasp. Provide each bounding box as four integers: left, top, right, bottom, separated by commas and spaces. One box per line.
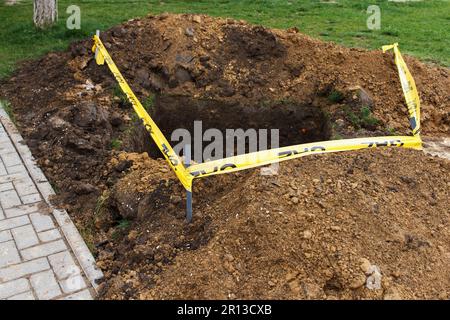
0, 0, 449, 79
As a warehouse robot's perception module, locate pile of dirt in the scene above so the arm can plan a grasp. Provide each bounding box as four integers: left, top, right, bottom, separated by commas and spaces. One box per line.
0, 13, 449, 300
99, 148, 450, 300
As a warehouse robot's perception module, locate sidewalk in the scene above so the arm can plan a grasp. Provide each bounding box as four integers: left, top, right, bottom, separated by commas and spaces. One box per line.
0, 106, 103, 300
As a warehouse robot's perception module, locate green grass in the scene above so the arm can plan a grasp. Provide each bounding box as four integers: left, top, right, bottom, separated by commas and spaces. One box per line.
94, 191, 109, 216
0, 99, 15, 123
386, 126, 397, 135
113, 85, 130, 107
112, 219, 131, 240
78, 220, 96, 253
0, 0, 449, 79
345, 105, 380, 130
110, 138, 122, 150
328, 90, 345, 103
143, 95, 155, 113
117, 219, 131, 230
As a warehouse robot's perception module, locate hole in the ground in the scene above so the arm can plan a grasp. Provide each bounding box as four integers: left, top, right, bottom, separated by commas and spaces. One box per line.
127, 94, 332, 160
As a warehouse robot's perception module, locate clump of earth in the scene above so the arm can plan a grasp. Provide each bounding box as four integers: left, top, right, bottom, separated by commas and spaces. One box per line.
0, 13, 449, 300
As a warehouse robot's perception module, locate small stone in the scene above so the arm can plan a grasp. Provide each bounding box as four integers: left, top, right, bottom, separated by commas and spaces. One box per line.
185, 27, 194, 37
302, 282, 323, 299
110, 112, 123, 127
135, 69, 150, 89
224, 253, 234, 262
115, 160, 133, 173
303, 230, 312, 239
330, 226, 341, 231
73, 182, 97, 195
223, 261, 234, 273
391, 270, 401, 278
128, 230, 138, 241
383, 288, 402, 300
288, 280, 300, 294
192, 15, 202, 23
359, 258, 371, 274
285, 272, 297, 282
174, 66, 192, 83
226, 18, 235, 25
49, 116, 68, 130
349, 274, 366, 289
382, 276, 392, 290
159, 13, 169, 20
358, 87, 374, 108
438, 292, 448, 300
112, 27, 126, 38
366, 265, 382, 290
291, 197, 299, 204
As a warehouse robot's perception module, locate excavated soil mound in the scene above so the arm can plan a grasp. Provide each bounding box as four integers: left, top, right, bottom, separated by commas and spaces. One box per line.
0, 13, 449, 300
100, 148, 450, 300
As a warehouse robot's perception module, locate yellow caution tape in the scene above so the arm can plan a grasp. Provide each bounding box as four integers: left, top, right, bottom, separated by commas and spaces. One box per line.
92, 35, 421, 191
187, 135, 422, 178
92, 35, 193, 191
382, 43, 421, 135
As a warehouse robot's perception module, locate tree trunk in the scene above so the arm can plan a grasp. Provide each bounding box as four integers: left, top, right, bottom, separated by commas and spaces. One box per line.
33, 0, 58, 28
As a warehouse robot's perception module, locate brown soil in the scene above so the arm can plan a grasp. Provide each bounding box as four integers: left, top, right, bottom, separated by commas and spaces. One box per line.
102, 148, 450, 300
0, 13, 449, 300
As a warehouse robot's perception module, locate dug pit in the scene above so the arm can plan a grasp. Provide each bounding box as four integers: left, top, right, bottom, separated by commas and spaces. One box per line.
127, 94, 332, 160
